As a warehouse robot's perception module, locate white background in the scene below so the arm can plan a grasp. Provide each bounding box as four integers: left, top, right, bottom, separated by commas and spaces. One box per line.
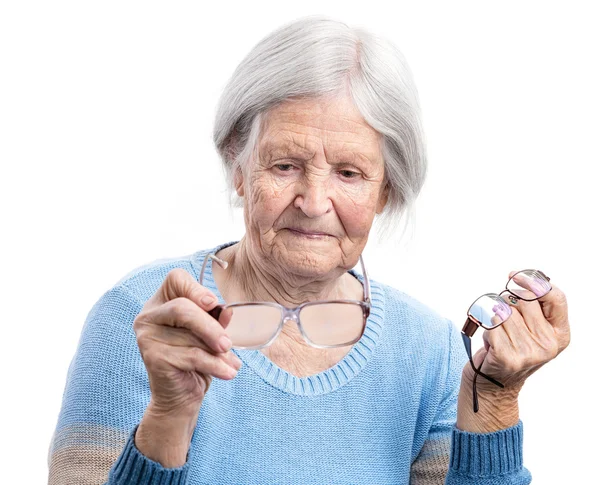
1, 1, 597, 483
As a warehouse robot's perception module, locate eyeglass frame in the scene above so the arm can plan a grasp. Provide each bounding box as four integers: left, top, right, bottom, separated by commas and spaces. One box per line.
198, 252, 372, 350
461, 269, 552, 413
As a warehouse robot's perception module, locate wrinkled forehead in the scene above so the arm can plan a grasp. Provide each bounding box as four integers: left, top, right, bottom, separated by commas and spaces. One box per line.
257, 99, 384, 164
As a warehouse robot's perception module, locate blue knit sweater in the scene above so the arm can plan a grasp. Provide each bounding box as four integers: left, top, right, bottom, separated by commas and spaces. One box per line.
48, 241, 532, 484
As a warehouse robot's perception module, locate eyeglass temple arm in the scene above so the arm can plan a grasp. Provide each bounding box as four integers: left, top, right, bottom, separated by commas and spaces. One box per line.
461, 332, 504, 413
358, 254, 371, 304
461, 332, 504, 388
199, 253, 228, 281
473, 362, 481, 413
199, 253, 229, 320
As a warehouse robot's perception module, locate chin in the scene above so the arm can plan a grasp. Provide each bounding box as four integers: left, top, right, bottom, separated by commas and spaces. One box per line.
273, 244, 338, 278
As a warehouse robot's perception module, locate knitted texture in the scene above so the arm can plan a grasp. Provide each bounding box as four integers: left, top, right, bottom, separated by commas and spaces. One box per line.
48, 240, 532, 484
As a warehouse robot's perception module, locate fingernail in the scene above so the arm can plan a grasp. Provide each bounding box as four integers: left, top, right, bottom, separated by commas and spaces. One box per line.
219, 335, 233, 352
202, 295, 216, 306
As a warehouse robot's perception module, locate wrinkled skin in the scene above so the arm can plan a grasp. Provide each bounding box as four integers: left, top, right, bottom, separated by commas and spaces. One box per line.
131, 92, 571, 466
216, 92, 389, 308
468, 272, 570, 394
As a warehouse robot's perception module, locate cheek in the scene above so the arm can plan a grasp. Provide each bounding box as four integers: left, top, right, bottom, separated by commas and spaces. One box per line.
246, 176, 295, 228
334, 184, 380, 236
336, 204, 376, 238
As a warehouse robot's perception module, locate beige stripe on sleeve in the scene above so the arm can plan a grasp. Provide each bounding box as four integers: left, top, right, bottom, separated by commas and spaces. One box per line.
47, 424, 130, 485
410, 434, 451, 485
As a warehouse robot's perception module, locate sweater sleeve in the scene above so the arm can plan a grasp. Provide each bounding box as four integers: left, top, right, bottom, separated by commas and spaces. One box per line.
410, 320, 532, 485
47, 284, 192, 485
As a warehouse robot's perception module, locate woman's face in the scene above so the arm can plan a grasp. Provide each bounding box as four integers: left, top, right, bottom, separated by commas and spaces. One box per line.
236, 94, 388, 278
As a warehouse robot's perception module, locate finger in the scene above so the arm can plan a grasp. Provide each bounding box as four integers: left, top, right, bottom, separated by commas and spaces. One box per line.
488, 308, 524, 351
509, 272, 548, 298
500, 286, 560, 358
476, 326, 513, 377
139, 297, 232, 353
139, 324, 240, 367
483, 303, 530, 364
160, 344, 239, 380
499, 295, 560, 365
471, 345, 488, 369
152, 268, 220, 311
508, 270, 569, 335
142, 322, 207, 348
492, 301, 511, 322
490, 313, 503, 327
482, 325, 511, 353
535, 282, 570, 339
497, 305, 541, 365
500, 292, 553, 342
482, 331, 490, 352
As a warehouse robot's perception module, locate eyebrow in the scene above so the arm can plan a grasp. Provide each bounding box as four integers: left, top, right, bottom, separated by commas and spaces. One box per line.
262, 141, 314, 158
263, 141, 379, 165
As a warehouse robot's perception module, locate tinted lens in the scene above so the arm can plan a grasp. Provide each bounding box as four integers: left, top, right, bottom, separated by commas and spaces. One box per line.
299, 303, 365, 346
507, 270, 551, 300
468, 294, 512, 329
225, 304, 282, 348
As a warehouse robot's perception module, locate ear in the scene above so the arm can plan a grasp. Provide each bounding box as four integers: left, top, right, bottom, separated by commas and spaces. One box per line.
234, 167, 245, 197
376, 183, 389, 214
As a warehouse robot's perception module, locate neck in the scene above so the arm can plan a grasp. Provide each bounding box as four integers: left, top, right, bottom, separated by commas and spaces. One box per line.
214, 238, 362, 308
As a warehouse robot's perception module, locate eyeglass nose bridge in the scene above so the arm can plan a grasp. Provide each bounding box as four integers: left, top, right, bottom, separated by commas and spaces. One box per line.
279, 306, 319, 347
281, 307, 300, 325
499, 289, 520, 305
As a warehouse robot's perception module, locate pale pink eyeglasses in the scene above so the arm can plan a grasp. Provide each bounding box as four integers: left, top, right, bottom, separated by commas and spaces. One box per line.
199, 253, 372, 350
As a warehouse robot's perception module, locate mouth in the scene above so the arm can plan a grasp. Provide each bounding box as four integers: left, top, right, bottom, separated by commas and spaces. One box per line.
285, 227, 333, 239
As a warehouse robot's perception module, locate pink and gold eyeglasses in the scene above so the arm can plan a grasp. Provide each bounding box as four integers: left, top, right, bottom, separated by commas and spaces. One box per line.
462, 269, 552, 412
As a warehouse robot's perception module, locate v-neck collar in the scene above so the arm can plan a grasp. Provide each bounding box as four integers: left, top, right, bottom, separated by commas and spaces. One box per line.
191, 241, 386, 396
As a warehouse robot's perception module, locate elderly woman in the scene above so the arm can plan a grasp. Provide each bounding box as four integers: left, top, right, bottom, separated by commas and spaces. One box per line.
48, 16, 570, 485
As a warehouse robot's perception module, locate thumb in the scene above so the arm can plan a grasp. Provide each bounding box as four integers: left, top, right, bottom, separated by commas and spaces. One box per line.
151, 268, 218, 311
537, 282, 570, 352
472, 346, 488, 370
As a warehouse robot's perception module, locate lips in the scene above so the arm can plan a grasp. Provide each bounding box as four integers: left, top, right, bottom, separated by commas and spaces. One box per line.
286, 227, 333, 237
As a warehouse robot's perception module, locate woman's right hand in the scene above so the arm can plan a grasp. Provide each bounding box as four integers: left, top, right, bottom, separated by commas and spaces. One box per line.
131, 268, 242, 466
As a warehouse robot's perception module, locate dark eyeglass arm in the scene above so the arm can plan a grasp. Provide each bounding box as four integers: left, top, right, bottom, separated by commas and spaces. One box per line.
208, 305, 223, 320
461, 333, 504, 388
473, 364, 481, 413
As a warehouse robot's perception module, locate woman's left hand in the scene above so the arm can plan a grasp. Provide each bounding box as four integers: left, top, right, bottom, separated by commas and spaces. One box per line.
457, 271, 571, 432
467, 271, 571, 395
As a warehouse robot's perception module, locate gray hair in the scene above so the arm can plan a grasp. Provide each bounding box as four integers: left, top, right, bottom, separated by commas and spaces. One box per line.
212, 15, 427, 239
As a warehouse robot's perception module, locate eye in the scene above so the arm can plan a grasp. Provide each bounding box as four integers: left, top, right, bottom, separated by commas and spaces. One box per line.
339, 169, 361, 179
274, 163, 294, 172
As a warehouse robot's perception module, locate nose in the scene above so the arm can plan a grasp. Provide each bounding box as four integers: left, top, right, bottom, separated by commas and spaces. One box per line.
293, 177, 333, 218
